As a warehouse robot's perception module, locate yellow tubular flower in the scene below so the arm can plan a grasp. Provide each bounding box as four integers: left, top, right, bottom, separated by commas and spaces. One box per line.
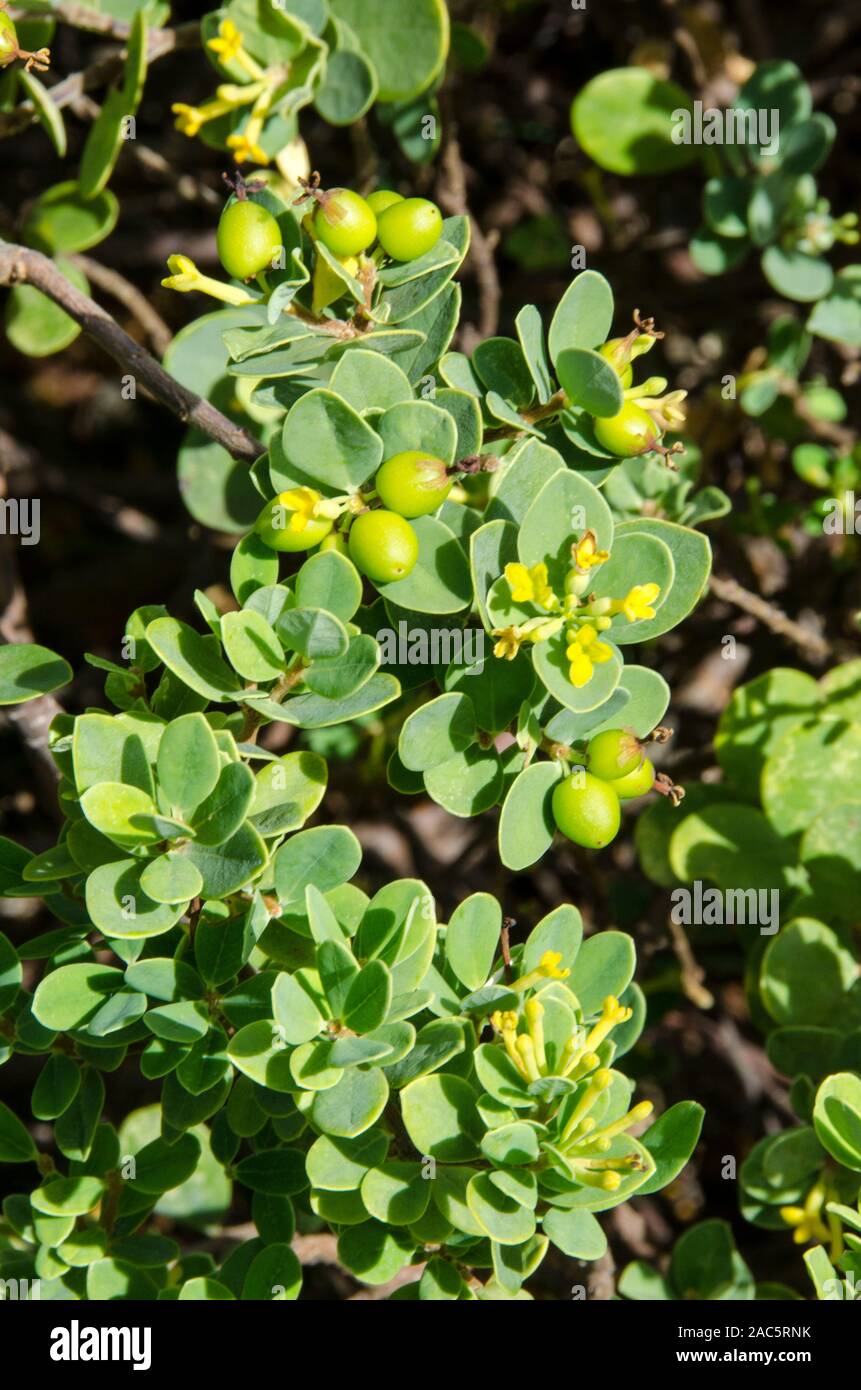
276, 487, 329, 533
572, 529, 610, 573
525, 998, 546, 1073
503, 561, 558, 610
612, 583, 660, 623
171, 103, 206, 136
516, 1034, 542, 1083
227, 131, 269, 166
571, 1100, 653, 1150
584, 996, 633, 1053
566, 624, 614, 689
160, 256, 256, 306
492, 626, 524, 661
562, 1068, 613, 1141
207, 18, 243, 62
511, 950, 571, 992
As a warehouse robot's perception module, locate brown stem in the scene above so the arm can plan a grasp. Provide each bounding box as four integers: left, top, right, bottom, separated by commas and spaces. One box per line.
240, 664, 306, 743
709, 573, 831, 662
0, 244, 264, 464
68, 254, 173, 356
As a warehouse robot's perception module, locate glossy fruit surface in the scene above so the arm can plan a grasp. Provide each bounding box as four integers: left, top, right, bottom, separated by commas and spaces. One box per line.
348, 510, 419, 583
593, 401, 659, 457
552, 771, 621, 848
587, 729, 641, 780
375, 451, 452, 518
376, 198, 443, 261
254, 496, 333, 552
612, 757, 655, 800
313, 189, 377, 257
216, 200, 282, 281
598, 339, 633, 388
0, 13, 18, 65
367, 189, 404, 216
318, 532, 348, 556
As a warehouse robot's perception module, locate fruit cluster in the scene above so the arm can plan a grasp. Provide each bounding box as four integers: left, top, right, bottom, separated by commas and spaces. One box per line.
552, 727, 680, 849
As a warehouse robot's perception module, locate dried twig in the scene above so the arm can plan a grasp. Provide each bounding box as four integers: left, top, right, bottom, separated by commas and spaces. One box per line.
0, 244, 264, 464
0, 22, 200, 140
69, 254, 173, 356
709, 573, 832, 662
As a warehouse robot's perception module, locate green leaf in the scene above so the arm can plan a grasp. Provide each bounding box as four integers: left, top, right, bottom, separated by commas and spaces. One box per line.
467, 1172, 536, 1245
146, 617, 241, 703
18, 70, 66, 157
33, 963, 124, 1031
0, 643, 72, 705
378, 399, 457, 464
310, 1067, 389, 1138
377, 516, 472, 614
542, 1207, 607, 1258
807, 267, 861, 348
78, 89, 129, 199
85, 860, 188, 939
548, 270, 614, 363
361, 1162, 431, 1225
669, 803, 797, 892
315, 46, 377, 123
761, 920, 857, 1027
637, 1102, 705, 1196
32, 1054, 80, 1121
227, 1021, 295, 1092
130, 1133, 202, 1195
337, 1220, 415, 1286
80, 782, 160, 850
273, 388, 383, 492
399, 692, 476, 772
32, 1176, 103, 1217
272, 971, 324, 1044
23, 181, 119, 255
556, 348, 624, 417
183, 821, 268, 898
234, 1148, 307, 1196
328, 348, 413, 413
499, 762, 564, 870
4, 255, 89, 358
574, 932, 636, 1015
0, 1101, 38, 1163
342, 960, 393, 1033
613, 519, 711, 639
762, 721, 861, 836
190, 762, 255, 847
715, 667, 820, 799
277, 606, 348, 660
295, 550, 363, 623
242, 1242, 302, 1300
221, 610, 284, 682
571, 68, 696, 175
589, 532, 675, 644
328, 0, 448, 103
424, 744, 503, 817
762, 246, 833, 304
518, 468, 613, 584
400, 1074, 482, 1159
445, 893, 501, 991
273, 825, 362, 905
156, 712, 221, 814
249, 750, 327, 837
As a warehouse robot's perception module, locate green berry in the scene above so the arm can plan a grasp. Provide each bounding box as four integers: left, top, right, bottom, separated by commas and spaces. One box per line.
318, 531, 348, 556
313, 189, 377, 258
367, 189, 404, 216
376, 197, 443, 262
254, 494, 333, 553
598, 339, 633, 388
586, 729, 641, 780
612, 757, 655, 801
375, 451, 453, 519
348, 510, 419, 583
216, 199, 282, 281
552, 771, 621, 849
593, 400, 660, 458
0, 13, 18, 66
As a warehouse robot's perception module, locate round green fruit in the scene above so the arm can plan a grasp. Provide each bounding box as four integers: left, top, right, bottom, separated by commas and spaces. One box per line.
612, 757, 655, 800
216, 199, 282, 281
586, 729, 641, 780
375, 451, 452, 519
593, 401, 659, 458
598, 339, 633, 388
0, 13, 18, 65
367, 189, 404, 216
318, 531, 348, 556
313, 189, 377, 257
552, 771, 621, 849
376, 198, 443, 262
348, 510, 419, 583
254, 495, 333, 553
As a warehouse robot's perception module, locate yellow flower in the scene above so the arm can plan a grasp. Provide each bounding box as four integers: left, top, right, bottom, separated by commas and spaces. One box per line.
277, 487, 328, 533
492, 626, 524, 661
161, 254, 199, 292
566, 624, 613, 688
617, 583, 660, 623
171, 103, 205, 137
572, 529, 610, 573
207, 18, 243, 62
503, 561, 557, 609
227, 131, 269, 166
511, 949, 571, 992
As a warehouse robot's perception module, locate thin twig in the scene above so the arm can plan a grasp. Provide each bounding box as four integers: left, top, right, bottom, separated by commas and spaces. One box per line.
0, 23, 200, 140
0, 244, 264, 464
11, 2, 137, 38
438, 131, 501, 342
69, 254, 172, 356
709, 574, 832, 662
665, 916, 714, 1010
